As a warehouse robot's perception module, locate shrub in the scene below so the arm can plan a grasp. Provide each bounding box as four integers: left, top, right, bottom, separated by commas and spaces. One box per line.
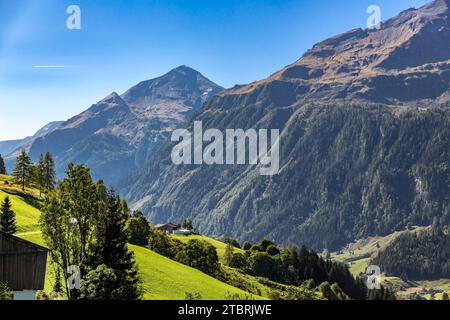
178, 239, 220, 276
0, 283, 13, 300
242, 242, 252, 251
250, 244, 263, 252
224, 292, 254, 300
126, 216, 151, 246
224, 238, 241, 249
79, 264, 142, 300
229, 253, 248, 270
148, 227, 177, 259
266, 245, 280, 256
248, 252, 279, 280
184, 291, 202, 300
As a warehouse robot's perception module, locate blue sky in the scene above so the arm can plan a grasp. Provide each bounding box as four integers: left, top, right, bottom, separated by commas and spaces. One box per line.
0, 0, 429, 140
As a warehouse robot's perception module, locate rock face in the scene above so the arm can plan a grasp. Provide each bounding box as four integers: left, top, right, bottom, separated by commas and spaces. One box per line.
26, 66, 223, 185
125, 0, 450, 250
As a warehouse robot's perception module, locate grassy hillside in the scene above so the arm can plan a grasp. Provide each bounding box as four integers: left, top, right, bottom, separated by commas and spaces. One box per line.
132, 245, 260, 300
0, 175, 261, 300
0, 174, 42, 233
19, 231, 257, 300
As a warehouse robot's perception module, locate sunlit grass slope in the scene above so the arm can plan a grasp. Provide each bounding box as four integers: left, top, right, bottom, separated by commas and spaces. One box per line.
131, 244, 260, 300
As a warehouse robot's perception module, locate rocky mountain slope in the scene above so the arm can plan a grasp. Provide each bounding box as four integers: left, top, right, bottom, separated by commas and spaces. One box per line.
125, 0, 450, 250
24, 66, 223, 186
225, 0, 450, 106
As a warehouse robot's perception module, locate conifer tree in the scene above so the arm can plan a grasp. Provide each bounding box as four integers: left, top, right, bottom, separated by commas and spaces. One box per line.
0, 197, 16, 234
12, 150, 32, 191
82, 189, 141, 299
0, 154, 6, 175
36, 153, 56, 196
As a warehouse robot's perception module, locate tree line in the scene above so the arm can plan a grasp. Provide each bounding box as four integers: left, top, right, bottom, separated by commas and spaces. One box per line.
5, 150, 56, 195
221, 238, 395, 300
0, 154, 5, 175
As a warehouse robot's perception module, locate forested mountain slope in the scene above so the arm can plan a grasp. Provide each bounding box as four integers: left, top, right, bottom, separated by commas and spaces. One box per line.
126, 0, 450, 250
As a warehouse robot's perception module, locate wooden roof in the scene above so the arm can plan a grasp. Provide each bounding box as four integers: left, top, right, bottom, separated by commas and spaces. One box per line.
0, 231, 49, 253
0, 231, 49, 290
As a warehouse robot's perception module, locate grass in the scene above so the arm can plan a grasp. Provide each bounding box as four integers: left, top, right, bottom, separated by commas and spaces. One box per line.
0, 190, 42, 233
415, 279, 450, 293
0, 174, 42, 198
19, 231, 259, 300
330, 230, 410, 264
131, 245, 262, 300
0, 174, 264, 300
171, 234, 286, 299
347, 258, 370, 276
0, 175, 42, 233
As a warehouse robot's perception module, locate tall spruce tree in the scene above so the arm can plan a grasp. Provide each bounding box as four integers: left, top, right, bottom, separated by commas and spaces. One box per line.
82, 189, 141, 299
36, 153, 56, 196
0, 154, 6, 175
12, 150, 32, 191
0, 197, 16, 234
36, 155, 45, 196
42, 152, 56, 190
28, 164, 40, 190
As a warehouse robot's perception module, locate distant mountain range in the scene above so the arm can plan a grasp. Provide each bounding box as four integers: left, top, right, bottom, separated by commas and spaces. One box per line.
2, 66, 223, 186
123, 0, 450, 250
1, 121, 63, 161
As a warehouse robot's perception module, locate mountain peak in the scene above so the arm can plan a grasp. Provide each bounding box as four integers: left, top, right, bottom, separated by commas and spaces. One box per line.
170, 65, 198, 74
222, 0, 450, 105
121, 66, 224, 115
26, 66, 224, 188
101, 91, 122, 103
164, 65, 214, 83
